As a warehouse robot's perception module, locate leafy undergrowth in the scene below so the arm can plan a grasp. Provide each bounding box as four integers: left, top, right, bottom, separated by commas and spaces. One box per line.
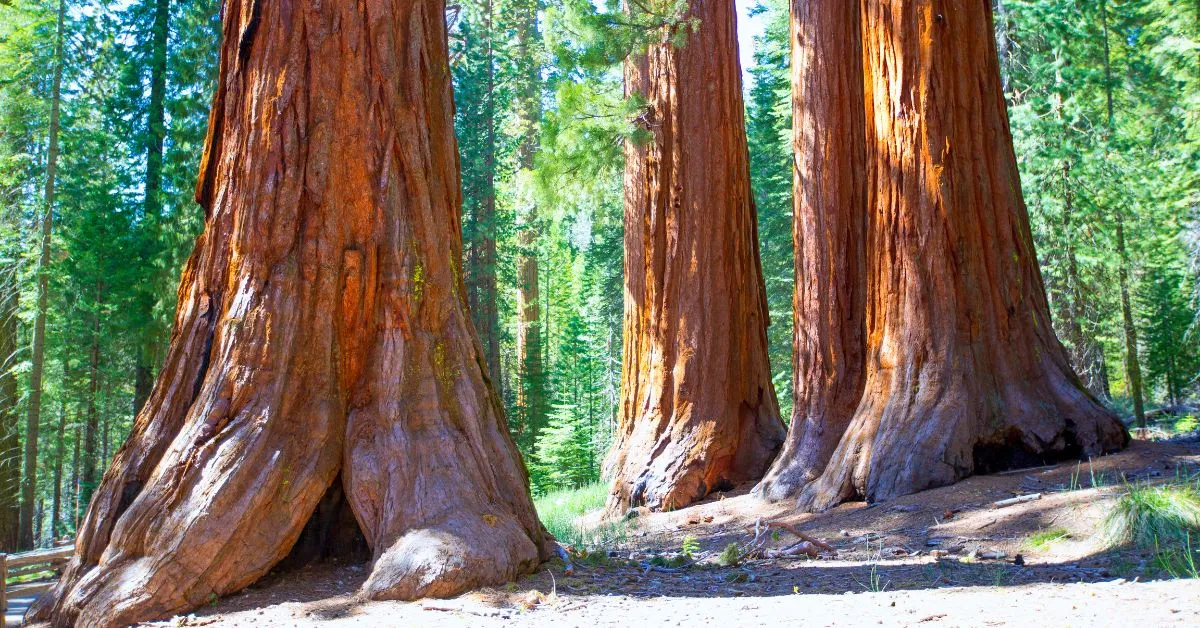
1103, 478, 1200, 577
5, 569, 56, 586
534, 483, 627, 550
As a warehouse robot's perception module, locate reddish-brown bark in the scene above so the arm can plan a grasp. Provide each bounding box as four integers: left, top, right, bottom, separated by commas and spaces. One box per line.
795, 0, 1128, 511
605, 0, 786, 514
755, 0, 868, 502
29, 1, 548, 625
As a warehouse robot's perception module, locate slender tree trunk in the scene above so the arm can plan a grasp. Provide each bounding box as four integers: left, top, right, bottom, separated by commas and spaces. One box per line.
81, 279, 103, 511
1059, 160, 1109, 398
993, 0, 1013, 94
795, 0, 1127, 511
134, 0, 173, 416
1116, 216, 1145, 426
1058, 161, 1088, 362
35, 497, 44, 546
51, 404, 65, 540
605, 0, 786, 514
465, 0, 502, 389
1166, 354, 1178, 406
0, 265, 20, 551
31, 1, 547, 624
514, 0, 546, 455
102, 403, 110, 463
1099, 0, 1145, 429
756, 0, 866, 502
20, 0, 66, 550
70, 424, 80, 528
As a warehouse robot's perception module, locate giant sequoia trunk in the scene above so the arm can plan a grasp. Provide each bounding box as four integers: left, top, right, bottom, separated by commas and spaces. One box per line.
755, 0, 867, 502
605, 0, 786, 514
791, 0, 1128, 511
30, 1, 548, 624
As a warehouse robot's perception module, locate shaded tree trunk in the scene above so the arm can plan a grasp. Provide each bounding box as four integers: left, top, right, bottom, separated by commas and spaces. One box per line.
605, 0, 786, 514
464, 0, 502, 389
755, 0, 867, 502
1116, 215, 1145, 427
70, 424, 79, 528
35, 497, 44, 546
1048, 41, 1109, 399
796, 0, 1128, 511
51, 404, 65, 540
0, 268, 19, 551
20, 0, 66, 550
81, 278, 102, 511
1099, 0, 1144, 428
30, 1, 548, 624
134, 0, 172, 416
1059, 161, 1110, 398
514, 0, 546, 455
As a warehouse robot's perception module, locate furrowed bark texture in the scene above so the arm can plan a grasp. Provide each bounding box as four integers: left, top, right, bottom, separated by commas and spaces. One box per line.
606, 0, 786, 514
30, 1, 547, 625
796, 0, 1128, 511
755, 0, 867, 503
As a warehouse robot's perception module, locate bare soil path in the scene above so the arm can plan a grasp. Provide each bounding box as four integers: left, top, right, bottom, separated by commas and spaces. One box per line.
149, 440, 1200, 627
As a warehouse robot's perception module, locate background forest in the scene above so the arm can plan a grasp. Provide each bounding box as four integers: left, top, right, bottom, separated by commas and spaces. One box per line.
0, 0, 1196, 551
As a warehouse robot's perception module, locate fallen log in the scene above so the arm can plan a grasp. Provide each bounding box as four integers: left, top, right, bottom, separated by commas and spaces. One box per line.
3, 545, 75, 612
6, 545, 73, 569
993, 493, 1041, 508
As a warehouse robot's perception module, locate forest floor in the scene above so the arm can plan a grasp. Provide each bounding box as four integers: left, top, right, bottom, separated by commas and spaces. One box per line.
155, 438, 1200, 627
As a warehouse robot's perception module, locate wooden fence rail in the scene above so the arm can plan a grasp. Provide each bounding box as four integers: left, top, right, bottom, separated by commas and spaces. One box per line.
1, 545, 73, 614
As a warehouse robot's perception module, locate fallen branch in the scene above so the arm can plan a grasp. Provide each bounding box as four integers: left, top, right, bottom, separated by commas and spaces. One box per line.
994, 464, 1056, 476
769, 521, 835, 552
640, 550, 712, 575
765, 541, 819, 559
421, 602, 512, 619
993, 493, 1041, 508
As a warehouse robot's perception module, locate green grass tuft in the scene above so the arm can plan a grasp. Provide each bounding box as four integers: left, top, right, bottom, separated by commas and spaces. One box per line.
1103, 481, 1200, 578
1025, 528, 1071, 551
1103, 483, 1200, 549
535, 482, 627, 550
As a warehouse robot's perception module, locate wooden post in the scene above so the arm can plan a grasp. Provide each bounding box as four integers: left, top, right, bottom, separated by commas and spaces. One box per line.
2, 552, 8, 613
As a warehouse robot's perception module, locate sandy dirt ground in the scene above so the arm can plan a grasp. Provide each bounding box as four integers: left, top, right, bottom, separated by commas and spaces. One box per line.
83, 440, 1200, 626
156, 578, 1200, 627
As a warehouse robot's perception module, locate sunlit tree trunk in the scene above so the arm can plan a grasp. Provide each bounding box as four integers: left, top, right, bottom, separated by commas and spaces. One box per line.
605, 0, 786, 514
514, 0, 546, 455
796, 0, 1128, 511
755, 0, 867, 502
464, 0, 503, 388
20, 0, 66, 550
30, 1, 548, 624
134, 0, 172, 416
